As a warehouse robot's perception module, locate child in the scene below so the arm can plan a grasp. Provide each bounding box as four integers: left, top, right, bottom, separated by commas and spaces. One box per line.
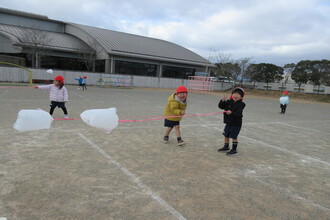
82, 76, 87, 90
163, 86, 188, 146
75, 76, 83, 90
35, 75, 69, 118
279, 91, 289, 114
217, 87, 246, 155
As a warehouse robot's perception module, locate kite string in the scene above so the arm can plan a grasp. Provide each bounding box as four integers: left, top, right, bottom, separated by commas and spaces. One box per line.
53, 111, 226, 122
118, 111, 226, 122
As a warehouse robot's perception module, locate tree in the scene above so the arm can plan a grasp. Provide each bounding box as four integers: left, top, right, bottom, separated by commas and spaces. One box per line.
20, 28, 53, 68
283, 63, 296, 84
294, 60, 330, 94
208, 52, 234, 77
251, 63, 284, 90
215, 62, 240, 79
245, 64, 258, 86
321, 60, 330, 86
236, 57, 253, 84
309, 61, 323, 94
78, 38, 101, 71
291, 60, 313, 92
291, 60, 311, 92
211, 52, 232, 64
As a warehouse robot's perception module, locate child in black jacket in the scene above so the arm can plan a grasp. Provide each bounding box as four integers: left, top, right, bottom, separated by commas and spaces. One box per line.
218, 87, 246, 155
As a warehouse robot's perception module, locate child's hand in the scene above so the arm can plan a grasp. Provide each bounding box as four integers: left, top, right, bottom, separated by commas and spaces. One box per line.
225, 110, 232, 114
221, 95, 227, 101
181, 110, 185, 115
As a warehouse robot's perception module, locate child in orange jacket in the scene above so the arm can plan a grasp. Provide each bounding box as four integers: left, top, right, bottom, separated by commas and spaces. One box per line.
163, 86, 188, 146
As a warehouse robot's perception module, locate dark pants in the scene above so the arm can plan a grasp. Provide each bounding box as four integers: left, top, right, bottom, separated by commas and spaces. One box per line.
223, 124, 242, 139
50, 101, 68, 115
280, 104, 287, 113
164, 119, 180, 128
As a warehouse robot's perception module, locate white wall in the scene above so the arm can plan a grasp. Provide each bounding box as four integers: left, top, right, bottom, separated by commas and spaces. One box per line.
1, 66, 329, 93
244, 82, 329, 94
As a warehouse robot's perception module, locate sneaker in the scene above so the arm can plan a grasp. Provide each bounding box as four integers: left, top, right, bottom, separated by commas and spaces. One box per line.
177, 140, 186, 146
64, 115, 69, 119
217, 146, 230, 152
163, 136, 169, 143
226, 149, 237, 155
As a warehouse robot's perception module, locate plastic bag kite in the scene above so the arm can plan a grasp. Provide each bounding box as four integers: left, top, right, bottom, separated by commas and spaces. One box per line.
80, 107, 119, 133
47, 69, 53, 74
279, 96, 289, 105
13, 109, 54, 132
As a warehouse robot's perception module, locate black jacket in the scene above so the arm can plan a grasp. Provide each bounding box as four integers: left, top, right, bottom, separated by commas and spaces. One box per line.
218, 99, 246, 126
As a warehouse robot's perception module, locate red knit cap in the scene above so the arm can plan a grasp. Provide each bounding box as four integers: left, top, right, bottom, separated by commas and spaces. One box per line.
54, 75, 64, 83
176, 86, 188, 94
283, 91, 289, 95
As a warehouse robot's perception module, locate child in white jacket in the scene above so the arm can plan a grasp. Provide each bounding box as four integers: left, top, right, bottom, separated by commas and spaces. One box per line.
35, 75, 69, 118
279, 91, 289, 114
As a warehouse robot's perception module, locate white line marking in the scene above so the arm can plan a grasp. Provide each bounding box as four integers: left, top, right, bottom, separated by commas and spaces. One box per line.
212, 127, 330, 167
253, 178, 330, 211
77, 132, 186, 220
275, 122, 330, 135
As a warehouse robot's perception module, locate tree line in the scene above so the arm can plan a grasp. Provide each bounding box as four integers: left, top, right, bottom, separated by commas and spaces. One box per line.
209, 53, 330, 92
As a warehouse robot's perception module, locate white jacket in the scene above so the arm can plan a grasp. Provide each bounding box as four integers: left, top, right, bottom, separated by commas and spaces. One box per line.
38, 84, 68, 102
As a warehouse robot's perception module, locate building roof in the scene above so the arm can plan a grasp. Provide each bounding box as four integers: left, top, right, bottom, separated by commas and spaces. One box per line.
1, 7, 212, 67
0, 7, 48, 20
0, 24, 92, 53
69, 23, 211, 65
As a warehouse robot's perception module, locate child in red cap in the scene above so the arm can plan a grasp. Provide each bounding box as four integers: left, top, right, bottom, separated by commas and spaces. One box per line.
279, 91, 289, 114
163, 86, 188, 145
82, 76, 87, 90
217, 87, 246, 155
35, 75, 69, 118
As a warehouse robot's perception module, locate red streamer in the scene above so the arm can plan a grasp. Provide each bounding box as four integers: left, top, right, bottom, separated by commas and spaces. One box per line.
53, 111, 226, 122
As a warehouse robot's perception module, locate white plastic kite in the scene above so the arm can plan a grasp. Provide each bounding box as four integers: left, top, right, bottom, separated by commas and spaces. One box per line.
279, 96, 289, 105
13, 109, 54, 132
47, 69, 53, 74
80, 107, 119, 133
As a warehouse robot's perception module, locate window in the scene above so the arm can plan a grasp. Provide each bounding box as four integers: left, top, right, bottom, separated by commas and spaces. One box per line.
115, 60, 157, 76
163, 66, 196, 79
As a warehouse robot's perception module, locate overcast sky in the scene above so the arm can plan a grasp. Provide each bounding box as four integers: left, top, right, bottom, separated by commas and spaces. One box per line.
1, 0, 330, 66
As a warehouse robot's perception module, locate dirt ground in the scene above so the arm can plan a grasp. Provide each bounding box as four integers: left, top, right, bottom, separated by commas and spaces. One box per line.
0, 85, 329, 220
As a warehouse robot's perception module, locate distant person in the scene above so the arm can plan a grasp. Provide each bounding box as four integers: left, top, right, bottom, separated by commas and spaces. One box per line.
82, 76, 87, 90
279, 91, 289, 114
75, 76, 83, 90
163, 86, 188, 146
34, 75, 69, 118
217, 87, 246, 155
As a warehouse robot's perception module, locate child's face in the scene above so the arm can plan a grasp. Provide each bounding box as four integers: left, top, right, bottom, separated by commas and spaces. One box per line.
177, 92, 187, 101
232, 92, 243, 102
53, 80, 60, 86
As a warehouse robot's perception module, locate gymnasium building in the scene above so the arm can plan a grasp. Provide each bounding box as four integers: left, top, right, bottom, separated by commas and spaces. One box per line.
0, 7, 213, 79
